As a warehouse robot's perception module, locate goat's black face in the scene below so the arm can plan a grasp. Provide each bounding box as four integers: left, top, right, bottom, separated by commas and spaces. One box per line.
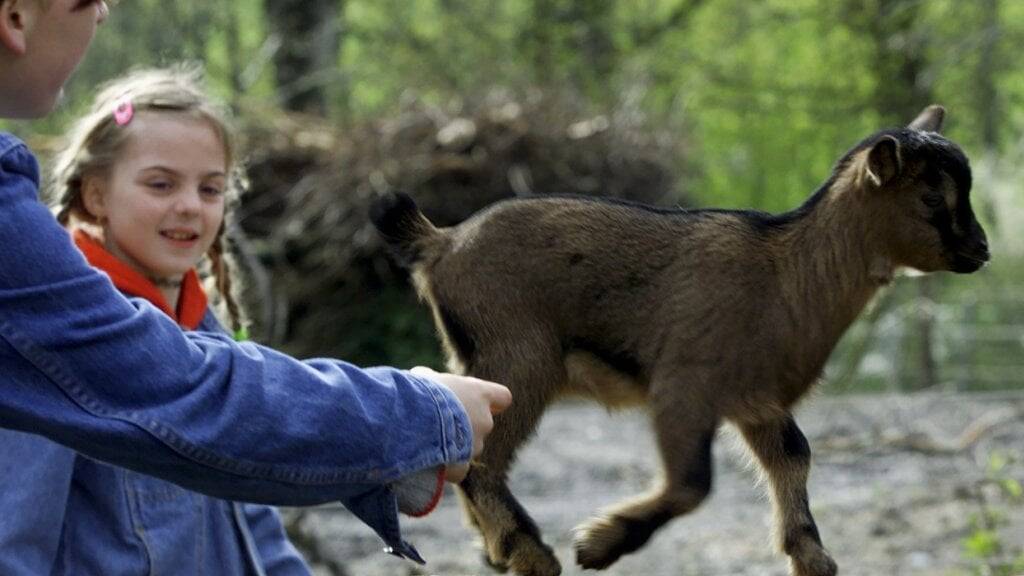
865, 107, 991, 275
873, 129, 990, 275
915, 136, 990, 274
934, 202, 990, 274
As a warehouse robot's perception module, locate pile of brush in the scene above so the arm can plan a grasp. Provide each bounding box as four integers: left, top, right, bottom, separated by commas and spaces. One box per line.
233, 90, 689, 365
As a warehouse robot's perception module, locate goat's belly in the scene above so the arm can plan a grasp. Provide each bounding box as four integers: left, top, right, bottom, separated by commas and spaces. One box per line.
562, 350, 649, 409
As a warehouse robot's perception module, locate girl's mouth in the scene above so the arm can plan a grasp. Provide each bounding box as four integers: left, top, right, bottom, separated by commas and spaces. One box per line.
161, 230, 200, 243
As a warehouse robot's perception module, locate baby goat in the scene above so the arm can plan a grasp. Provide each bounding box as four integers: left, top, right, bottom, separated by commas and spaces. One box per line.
371, 106, 989, 576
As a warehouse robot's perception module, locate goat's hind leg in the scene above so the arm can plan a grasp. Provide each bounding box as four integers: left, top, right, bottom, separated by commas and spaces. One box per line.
574, 396, 719, 570
739, 416, 837, 576
456, 352, 563, 576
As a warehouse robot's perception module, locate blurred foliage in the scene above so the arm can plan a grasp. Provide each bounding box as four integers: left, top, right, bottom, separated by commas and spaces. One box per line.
9, 0, 1024, 389
959, 450, 1024, 576
22, 0, 1024, 207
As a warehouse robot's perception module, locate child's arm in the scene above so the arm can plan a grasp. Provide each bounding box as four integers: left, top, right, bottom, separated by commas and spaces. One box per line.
0, 135, 476, 560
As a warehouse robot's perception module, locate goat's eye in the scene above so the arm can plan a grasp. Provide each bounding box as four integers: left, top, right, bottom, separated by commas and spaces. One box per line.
921, 194, 945, 208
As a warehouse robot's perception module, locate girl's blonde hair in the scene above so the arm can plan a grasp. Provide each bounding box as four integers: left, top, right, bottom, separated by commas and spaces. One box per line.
50, 64, 248, 335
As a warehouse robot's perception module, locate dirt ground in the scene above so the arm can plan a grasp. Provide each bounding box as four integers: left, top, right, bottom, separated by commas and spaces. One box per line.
285, 392, 1024, 576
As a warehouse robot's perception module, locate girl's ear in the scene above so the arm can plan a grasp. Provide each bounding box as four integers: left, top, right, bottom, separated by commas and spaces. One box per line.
81, 176, 108, 222
0, 0, 35, 55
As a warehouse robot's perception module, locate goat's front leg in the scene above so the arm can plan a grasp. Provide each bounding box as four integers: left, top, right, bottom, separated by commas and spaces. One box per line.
740, 416, 837, 576
573, 399, 718, 570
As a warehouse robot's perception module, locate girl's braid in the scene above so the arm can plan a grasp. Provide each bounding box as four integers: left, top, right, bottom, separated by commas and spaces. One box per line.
206, 226, 246, 337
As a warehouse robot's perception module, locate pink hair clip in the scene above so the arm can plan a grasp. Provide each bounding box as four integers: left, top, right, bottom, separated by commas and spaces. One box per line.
113, 98, 134, 126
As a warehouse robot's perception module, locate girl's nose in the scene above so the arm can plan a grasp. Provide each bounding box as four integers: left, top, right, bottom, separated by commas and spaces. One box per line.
175, 191, 202, 215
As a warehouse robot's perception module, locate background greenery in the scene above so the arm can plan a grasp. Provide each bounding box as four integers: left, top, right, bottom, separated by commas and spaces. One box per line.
12, 0, 1024, 392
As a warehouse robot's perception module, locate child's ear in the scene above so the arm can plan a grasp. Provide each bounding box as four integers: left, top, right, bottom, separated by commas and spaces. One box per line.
81, 177, 108, 222
0, 0, 35, 55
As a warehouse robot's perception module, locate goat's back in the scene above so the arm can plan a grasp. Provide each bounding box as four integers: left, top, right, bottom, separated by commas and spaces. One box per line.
430, 196, 774, 307
417, 196, 791, 394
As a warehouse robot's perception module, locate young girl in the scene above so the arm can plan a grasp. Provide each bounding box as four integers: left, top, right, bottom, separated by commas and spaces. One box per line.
0, 65, 314, 574
0, 2, 510, 571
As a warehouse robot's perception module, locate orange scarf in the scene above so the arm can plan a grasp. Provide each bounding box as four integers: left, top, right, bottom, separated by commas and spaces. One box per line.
73, 229, 208, 330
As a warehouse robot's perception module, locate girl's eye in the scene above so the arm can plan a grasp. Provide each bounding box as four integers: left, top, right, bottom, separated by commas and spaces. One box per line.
147, 181, 172, 191
201, 186, 224, 197
921, 194, 944, 208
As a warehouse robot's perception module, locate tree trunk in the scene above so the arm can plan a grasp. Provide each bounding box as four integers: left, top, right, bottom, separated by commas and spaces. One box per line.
263, 0, 342, 116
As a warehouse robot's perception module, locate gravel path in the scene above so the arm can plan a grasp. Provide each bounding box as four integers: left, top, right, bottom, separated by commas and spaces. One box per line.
286, 392, 1024, 576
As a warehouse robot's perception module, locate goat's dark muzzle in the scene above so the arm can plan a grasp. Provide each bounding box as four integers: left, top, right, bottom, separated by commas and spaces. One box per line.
950, 234, 990, 273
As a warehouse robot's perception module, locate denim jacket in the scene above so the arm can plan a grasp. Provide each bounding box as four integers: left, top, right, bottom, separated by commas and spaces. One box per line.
0, 133, 471, 563
0, 309, 312, 575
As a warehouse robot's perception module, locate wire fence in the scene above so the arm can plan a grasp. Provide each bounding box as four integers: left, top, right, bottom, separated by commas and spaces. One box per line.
824, 275, 1024, 394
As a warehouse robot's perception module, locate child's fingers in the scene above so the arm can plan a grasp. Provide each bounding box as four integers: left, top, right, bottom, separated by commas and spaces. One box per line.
488, 384, 512, 414
410, 366, 512, 414
409, 366, 436, 378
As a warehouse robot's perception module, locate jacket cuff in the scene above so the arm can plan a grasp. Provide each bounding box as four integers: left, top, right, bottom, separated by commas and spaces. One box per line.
405, 373, 473, 465
392, 466, 445, 518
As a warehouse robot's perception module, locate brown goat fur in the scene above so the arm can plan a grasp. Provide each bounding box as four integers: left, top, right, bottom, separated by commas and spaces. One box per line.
371, 106, 989, 576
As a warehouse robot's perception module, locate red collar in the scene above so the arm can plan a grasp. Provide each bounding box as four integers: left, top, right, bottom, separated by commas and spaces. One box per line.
73, 229, 208, 330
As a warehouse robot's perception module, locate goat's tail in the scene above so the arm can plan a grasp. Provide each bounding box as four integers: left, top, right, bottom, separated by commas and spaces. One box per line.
370, 192, 446, 268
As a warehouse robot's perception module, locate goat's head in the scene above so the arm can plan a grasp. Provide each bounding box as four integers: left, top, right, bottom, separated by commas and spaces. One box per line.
852, 105, 990, 274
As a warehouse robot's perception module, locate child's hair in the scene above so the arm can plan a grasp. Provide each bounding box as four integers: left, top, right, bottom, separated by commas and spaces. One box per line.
50, 64, 248, 335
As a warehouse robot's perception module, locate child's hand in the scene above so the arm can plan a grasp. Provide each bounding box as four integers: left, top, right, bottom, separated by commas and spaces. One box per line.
409, 366, 512, 483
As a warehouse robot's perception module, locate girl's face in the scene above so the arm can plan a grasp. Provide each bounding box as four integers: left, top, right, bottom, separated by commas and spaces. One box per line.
84, 111, 227, 281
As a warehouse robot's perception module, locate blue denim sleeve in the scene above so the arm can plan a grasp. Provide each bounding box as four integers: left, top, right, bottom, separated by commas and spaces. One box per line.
0, 429, 75, 575
198, 313, 436, 563
0, 135, 471, 509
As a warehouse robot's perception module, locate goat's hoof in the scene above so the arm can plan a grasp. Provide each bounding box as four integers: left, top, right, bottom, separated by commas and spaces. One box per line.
481, 550, 509, 574
573, 515, 632, 570
485, 531, 560, 576
791, 551, 838, 576
506, 537, 561, 576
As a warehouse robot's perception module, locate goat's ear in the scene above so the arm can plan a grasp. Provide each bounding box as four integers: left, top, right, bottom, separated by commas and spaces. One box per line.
908, 105, 945, 132
865, 135, 902, 187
